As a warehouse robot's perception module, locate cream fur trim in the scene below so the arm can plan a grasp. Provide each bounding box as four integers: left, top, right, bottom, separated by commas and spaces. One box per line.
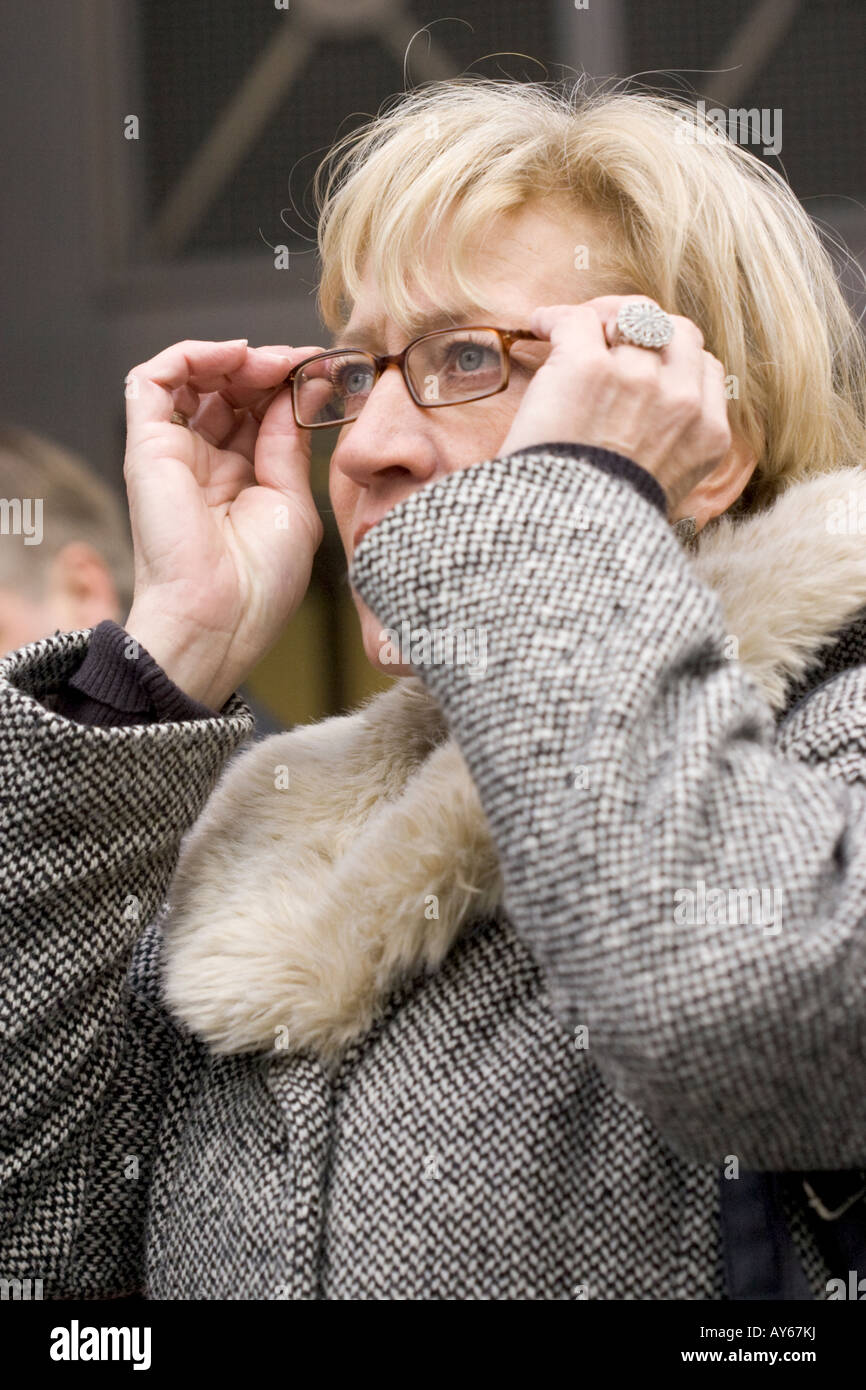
162, 677, 502, 1064
691, 466, 866, 711
161, 464, 866, 1061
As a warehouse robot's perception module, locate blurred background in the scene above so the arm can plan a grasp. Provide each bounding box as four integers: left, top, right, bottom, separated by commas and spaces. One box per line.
1, 0, 864, 728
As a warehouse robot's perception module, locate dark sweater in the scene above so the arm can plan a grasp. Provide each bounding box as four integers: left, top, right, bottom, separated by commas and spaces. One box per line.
43, 620, 219, 726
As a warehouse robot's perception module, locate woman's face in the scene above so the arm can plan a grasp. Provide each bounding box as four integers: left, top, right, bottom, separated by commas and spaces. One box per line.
329, 201, 608, 675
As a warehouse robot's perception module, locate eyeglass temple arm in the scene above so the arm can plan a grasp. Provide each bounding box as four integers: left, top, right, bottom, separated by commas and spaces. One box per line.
500, 330, 540, 347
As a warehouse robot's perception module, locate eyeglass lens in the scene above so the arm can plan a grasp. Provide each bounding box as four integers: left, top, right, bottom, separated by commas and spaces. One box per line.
293, 329, 506, 426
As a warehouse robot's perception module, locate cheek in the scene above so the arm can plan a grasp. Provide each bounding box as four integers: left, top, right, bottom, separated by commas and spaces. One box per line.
449, 391, 526, 467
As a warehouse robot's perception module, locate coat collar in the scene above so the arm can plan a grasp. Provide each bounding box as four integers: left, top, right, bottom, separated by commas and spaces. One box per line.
161, 465, 866, 1065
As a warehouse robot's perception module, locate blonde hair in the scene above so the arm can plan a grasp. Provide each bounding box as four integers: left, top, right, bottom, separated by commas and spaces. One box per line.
0, 425, 134, 611
313, 76, 866, 512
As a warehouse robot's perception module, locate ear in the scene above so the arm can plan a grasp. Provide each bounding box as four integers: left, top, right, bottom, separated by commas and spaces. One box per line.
671, 432, 758, 531
47, 542, 120, 626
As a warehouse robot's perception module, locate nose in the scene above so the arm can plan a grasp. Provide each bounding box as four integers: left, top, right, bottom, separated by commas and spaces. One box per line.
330, 362, 438, 490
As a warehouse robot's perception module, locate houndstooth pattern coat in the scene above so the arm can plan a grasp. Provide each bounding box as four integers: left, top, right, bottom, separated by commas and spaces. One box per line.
3, 443, 866, 1300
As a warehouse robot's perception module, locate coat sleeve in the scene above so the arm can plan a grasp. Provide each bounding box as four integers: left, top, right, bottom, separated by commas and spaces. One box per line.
0, 629, 254, 1296
348, 443, 866, 1171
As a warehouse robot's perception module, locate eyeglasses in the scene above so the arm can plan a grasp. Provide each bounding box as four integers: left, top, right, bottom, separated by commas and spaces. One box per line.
283, 326, 540, 430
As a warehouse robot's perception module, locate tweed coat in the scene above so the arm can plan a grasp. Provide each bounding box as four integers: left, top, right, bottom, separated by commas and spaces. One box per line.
3, 443, 866, 1300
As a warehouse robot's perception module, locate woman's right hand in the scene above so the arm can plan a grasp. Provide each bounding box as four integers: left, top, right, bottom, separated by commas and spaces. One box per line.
122, 337, 327, 711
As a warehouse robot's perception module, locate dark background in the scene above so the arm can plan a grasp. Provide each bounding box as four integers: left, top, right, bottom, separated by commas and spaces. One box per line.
2, 0, 863, 720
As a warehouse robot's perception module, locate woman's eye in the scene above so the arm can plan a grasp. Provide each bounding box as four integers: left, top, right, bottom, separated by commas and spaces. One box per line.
334, 363, 373, 396
448, 341, 498, 373
455, 344, 486, 371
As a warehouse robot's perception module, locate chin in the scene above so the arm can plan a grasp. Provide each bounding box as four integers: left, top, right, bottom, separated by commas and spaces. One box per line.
356, 598, 414, 678
364, 642, 414, 679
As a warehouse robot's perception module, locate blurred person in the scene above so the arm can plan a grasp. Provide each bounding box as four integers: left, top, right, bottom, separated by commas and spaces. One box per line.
0, 425, 135, 654
0, 424, 283, 733
2, 76, 866, 1302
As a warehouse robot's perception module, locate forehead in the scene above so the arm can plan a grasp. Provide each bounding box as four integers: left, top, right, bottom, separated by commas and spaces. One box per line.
333, 201, 603, 351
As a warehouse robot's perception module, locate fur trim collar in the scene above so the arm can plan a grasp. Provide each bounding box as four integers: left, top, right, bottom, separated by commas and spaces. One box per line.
161, 465, 866, 1063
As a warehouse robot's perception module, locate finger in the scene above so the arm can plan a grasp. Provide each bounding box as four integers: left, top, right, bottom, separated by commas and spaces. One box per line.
126, 339, 250, 432
249, 388, 284, 424
595, 296, 661, 348
223, 409, 259, 465
571, 294, 648, 319
699, 351, 733, 452
257, 344, 325, 358
254, 384, 313, 498
539, 294, 681, 346
190, 391, 243, 445
569, 294, 655, 342
180, 344, 327, 444
125, 340, 316, 432
569, 294, 668, 343
600, 304, 704, 359
216, 345, 326, 410
529, 302, 610, 360
655, 317, 708, 396
245, 343, 333, 429
171, 384, 201, 419
706, 352, 729, 393
606, 341, 664, 387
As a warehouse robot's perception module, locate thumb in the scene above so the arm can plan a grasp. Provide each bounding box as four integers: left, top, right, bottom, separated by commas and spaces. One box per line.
252, 343, 324, 495
254, 386, 312, 496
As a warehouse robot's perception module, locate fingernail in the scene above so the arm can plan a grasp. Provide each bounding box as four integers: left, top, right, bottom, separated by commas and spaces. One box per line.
221, 337, 248, 346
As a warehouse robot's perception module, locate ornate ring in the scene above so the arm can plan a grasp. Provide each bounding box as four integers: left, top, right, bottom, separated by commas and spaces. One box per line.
170, 409, 191, 428
614, 301, 675, 350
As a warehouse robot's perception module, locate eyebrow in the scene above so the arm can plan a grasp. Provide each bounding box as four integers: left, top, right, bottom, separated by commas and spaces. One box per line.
330, 308, 491, 352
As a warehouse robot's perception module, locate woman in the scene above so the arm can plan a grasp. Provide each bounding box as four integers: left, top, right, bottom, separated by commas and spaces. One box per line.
3, 77, 866, 1301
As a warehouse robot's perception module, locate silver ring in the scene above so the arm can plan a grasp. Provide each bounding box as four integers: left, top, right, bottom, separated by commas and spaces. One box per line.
615, 301, 674, 350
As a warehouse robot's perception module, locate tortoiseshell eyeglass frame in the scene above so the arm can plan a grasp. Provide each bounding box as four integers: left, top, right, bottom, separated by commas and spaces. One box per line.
282, 326, 541, 430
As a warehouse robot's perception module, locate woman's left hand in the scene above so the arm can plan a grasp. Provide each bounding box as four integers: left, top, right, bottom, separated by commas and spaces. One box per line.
499, 295, 732, 514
